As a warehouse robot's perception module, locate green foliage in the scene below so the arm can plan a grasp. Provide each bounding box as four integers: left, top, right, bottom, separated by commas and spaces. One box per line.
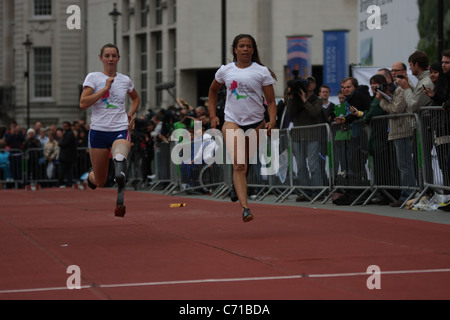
417, 0, 450, 62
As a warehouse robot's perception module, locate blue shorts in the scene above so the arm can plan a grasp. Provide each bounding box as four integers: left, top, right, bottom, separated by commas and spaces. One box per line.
89, 129, 130, 149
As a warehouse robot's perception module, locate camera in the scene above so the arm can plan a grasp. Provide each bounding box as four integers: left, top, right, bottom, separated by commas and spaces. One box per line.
288, 70, 309, 95
289, 78, 310, 95
375, 83, 386, 92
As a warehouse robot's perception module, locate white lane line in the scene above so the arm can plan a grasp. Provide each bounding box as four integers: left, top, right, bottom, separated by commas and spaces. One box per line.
1, 268, 449, 294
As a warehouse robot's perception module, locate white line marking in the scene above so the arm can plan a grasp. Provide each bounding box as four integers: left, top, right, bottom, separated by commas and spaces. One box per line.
0, 268, 449, 295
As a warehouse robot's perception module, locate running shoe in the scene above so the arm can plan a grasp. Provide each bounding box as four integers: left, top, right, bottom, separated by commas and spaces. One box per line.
242, 207, 253, 222
230, 185, 238, 202
87, 168, 97, 190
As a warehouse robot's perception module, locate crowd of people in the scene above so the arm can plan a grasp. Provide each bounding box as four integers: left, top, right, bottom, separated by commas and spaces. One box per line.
0, 120, 89, 188
1, 48, 449, 211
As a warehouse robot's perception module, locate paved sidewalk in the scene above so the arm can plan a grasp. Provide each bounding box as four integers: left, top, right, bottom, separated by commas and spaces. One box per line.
142, 190, 450, 226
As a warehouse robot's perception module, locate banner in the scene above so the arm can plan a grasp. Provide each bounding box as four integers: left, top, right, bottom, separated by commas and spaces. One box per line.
287, 36, 311, 79
323, 30, 349, 95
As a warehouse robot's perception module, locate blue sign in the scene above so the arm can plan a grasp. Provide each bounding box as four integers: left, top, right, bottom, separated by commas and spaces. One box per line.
287, 36, 311, 79
323, 30, 349, 95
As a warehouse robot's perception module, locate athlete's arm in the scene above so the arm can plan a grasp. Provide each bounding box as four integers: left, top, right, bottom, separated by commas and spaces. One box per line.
79, 77, 114, 110
127, 89, 140, 131
208, 79, 223, 129
263, 84, 277, 134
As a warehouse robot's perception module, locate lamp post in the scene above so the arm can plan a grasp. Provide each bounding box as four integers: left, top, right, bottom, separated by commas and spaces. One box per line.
23, 34, 33, 129
222, 0, 227, 65
109, 3, 122, 45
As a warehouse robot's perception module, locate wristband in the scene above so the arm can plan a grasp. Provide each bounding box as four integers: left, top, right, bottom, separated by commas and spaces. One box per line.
210, 115, 217, 120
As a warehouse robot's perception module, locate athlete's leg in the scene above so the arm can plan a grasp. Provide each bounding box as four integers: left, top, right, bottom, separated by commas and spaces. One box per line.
223, 122, 248, 208
111, 139, 131, 188
88, 148, 110, 188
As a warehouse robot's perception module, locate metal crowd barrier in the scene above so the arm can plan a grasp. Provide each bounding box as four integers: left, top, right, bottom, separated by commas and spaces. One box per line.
250, 129, 292, 201
4, 107, 448, 206
415, 107, 450, 199
24, 147, 91, 186
0, 149, 25, 189
0, 147, 91, 189
273, 125, 331, 203
361, 113, 422, 208
167, 136, 226, 196
148, 141, 172, 191
153, 108, 447, 207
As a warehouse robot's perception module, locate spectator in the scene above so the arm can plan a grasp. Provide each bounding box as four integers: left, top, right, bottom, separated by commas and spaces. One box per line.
378, 68, 397, 94
396, 51, 434, 113
442, 50, 450, 175
0, 126, 6, 139
4, 121, 24, 150
330, 90, 352, 180
56, 122, 77, 188
0, 139, 12, 182
23, 128, 41, 150
423, 53, 450, 188
334, 77, 372, 125
37, 128, 49, 147
424, 61, 449, 107
142, 120, 155, 182
23, 128, 42, 181
43, 130, 59, 181
391, 62, 414, 88
377, 75, 417, 207
334, 77, 371, 185
43, 130, 59, 164
4, 121, 24, 181
286, 75, 323, 201
195, 106, 207, 118
33, 121, 43, 135
318, 85, 335, 123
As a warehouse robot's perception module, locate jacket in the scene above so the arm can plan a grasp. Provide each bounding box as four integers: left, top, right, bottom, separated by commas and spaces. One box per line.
404, 70, 434, 113
58, 130, 77, 161
379, 86, 415, 140
286, 93, 322, 127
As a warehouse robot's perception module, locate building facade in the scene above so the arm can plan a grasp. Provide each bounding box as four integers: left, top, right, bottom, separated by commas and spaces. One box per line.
2, 0, 360, 127
89, 0, 359, 116
0, 0, 87, 128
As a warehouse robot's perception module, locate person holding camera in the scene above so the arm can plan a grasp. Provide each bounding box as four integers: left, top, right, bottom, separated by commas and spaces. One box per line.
396, 51, 434, 113
208, 34, 277, 222
286, 74, 323, 201
377, 75, 417, 207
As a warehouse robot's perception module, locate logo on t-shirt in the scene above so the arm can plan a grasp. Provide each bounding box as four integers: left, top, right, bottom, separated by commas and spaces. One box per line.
230, 81, 248, 100
101, 91, 118, 109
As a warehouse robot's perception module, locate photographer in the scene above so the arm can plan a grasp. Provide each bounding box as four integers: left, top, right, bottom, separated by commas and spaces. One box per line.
396, 51, 434, 113
286, 73, 322, 127
377, 75, 417, 207
285, 73, 323, 201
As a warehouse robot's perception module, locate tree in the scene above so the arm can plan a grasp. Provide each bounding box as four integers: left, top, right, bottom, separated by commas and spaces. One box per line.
417, 0, 450, 62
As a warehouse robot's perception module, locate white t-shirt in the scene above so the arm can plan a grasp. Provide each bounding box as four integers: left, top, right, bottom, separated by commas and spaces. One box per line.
215, 62, 275, 126
82, 72, 134, 131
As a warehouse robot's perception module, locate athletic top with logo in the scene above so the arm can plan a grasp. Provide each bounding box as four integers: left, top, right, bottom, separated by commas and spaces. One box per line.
82, 72, 134, 132
215, 62, 275, 126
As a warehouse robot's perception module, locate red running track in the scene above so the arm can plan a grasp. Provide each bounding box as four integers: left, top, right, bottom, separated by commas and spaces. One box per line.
0, 188, 449, 300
